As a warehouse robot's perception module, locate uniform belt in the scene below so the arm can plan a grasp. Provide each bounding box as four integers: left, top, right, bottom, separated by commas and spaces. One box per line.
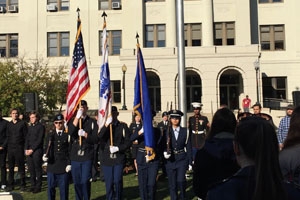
192, 130, 204, 134
173, 149, 185, 154
138, 148, 146, 152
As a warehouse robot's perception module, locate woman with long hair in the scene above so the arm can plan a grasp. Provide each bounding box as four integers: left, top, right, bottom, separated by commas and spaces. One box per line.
207, 117, 300, 200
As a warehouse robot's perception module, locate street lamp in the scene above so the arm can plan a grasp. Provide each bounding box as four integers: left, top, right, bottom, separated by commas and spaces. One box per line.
121, 64, 127, 110
254, 60, 260, 104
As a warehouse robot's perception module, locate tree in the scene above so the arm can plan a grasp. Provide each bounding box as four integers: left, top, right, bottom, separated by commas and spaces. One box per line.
0, 57, 68, 117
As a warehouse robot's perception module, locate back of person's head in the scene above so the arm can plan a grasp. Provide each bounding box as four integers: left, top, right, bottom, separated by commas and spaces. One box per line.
283, 106, 300, 149
235, 117, 285, 200
207, 107, 236, 139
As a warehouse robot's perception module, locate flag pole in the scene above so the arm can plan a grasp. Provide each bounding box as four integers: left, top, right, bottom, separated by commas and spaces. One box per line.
77, 8, 82, 147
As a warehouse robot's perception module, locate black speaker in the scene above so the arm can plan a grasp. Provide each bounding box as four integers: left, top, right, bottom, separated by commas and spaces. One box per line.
292, 91, 300, 107
24, 93, 36, 112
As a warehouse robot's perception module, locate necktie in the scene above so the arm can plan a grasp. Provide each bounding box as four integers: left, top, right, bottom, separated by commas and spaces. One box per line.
174, 128, 179, 140
58, 131, 62, 136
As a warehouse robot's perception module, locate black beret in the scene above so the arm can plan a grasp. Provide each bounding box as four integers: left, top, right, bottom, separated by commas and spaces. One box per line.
54, 114, 64, 121
112, 106, 118, 112
162, 111, 168, 117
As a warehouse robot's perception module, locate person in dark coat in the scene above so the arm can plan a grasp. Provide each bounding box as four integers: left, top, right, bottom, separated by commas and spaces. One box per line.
163, 110, 192, 200
207, 117, 300, 200
188, 102, 210, 159
43, 113, 71, 200
130, 120, 163, 200
98, 106, 131, 200
6, 108, 27, 192
0, 109, 8, 191
129, 113, 143, 176
68, 100, 99, 200
25, 111, 45, 193
193, 107, 239, 199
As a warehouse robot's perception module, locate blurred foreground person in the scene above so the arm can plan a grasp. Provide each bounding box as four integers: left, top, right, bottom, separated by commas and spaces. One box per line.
43, 114, 71, 200
207, 117, 300, 200
193, 108, 239, 199
0, 109, 8, 191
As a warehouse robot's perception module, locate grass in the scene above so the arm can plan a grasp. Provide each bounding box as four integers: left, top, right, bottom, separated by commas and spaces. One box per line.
9, 170, 198, 200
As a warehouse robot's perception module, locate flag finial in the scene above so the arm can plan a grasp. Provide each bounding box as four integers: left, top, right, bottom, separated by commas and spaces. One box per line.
136, 33, 140, 45
76, 7, 80, 18
102, 11, 107, 18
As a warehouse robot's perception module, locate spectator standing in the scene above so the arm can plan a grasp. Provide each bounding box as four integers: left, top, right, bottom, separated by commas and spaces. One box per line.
207, 117, 300, 200
278, 104, 294, 150
0, 109, 8, 191
279, 106, 300, 182
193, 108, 239, 199
98, 106, 131, 200
242, 95, 251, 112
68, 100, 99, 200
188, 102, 210, 159
164, 110, 192, 200
129, 114, 143, 176
25, 111, 45, 193
6, 108, 27, 192
43, 113, 71, 200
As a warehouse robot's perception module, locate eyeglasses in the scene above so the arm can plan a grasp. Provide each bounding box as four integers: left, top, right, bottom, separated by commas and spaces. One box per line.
54, 121, 63, 125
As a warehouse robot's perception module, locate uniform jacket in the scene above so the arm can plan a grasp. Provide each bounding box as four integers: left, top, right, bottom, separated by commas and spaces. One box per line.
98, 120, 131, 166
45, 129, 71, 174
164, 126, 192, 168
157, 120, 169, 132
129, 122, 142, 147
25, 122, 45, 151
68, 115, 99, 162
130, 127, 162, 166
188, 115, 209, 148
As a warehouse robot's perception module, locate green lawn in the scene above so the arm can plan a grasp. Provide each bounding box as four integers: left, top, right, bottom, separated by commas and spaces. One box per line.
11, 170, 198, 200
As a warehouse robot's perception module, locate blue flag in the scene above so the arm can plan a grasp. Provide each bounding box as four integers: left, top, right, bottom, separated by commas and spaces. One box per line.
133, 45, 155, 160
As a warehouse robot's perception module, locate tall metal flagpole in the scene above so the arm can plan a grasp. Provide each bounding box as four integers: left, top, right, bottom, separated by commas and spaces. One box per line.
176, 0, 187, 127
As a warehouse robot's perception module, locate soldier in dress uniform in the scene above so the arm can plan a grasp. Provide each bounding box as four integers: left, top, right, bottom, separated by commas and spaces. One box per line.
164, 110, 193, 200
188, 102, 210, 159
43, 113, 71, 200
25, 111, 45, 193
68, 100, 99, 200
98, 106, 131, 200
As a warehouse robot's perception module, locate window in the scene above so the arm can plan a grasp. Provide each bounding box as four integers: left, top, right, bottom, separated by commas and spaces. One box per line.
145, 24, 166, 48
99, 0, 122, 10
184, 23, 202, 46
0, 0, 18, 13
47, 0, 69, 11
111, 80, 121, 103
47, 32, 69, 57
0, 34, 18, 57
214, 22, 235, 46
99, 30, 122, 55
262, 76, 287, 99
260, 25, 285, 51
259, 0, 283, 3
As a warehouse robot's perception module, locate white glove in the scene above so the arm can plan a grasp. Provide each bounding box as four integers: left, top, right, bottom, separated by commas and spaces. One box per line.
145, 155, 150, 163
106, 116, 112, 125
110, 146, 119, 154
76, 109, 83, 119
164, 152, 171, 159
139, 127, 144, 134
65, 165, 71, 173
188, 164, 193, 171
42, 154, 48, 162
78, 129, 85, 137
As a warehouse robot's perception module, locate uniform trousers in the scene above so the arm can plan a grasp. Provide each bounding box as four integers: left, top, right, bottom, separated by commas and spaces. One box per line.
137, 160, 159, 200
102, 164, 124, 200
166, 162, 187, 200
0, 148, 7, 186
47, 172, 69, 200
7, 147, 25, 188
27, 148, 43, 190
71, 160, 92, 200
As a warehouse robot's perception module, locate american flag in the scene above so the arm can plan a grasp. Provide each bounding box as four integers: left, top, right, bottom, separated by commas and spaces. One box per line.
97, 16, 111, 129
65, 17, 90, 122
